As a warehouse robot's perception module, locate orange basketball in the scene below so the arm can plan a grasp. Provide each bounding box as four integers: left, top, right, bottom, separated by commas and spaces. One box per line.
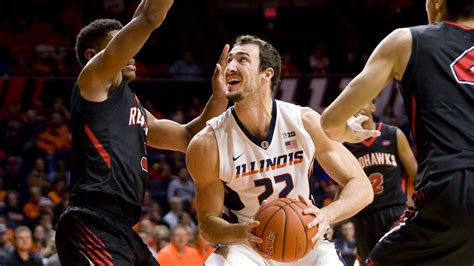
252, 198, 318, 262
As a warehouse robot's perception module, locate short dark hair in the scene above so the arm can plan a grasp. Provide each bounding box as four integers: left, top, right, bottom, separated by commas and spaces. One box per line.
446, 0, 474, 19
235, 35, 281, 91
75, 19, 123, 67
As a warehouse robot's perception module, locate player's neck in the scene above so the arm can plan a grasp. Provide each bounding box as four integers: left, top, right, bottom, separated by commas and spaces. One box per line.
234, 97, 273, 139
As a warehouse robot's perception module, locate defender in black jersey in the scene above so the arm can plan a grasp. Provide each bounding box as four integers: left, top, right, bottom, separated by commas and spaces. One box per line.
55, 1, 229, 265
322, 0, 474, 264
344, 101, 417, 263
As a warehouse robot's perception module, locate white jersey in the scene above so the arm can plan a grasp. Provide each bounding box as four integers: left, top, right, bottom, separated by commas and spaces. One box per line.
207, 100, 316, 223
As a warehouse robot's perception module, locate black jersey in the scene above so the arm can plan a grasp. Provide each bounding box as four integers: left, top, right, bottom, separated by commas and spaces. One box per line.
345, 123, 406, 213
69, 82, 148, 225
400, 22, 474, 187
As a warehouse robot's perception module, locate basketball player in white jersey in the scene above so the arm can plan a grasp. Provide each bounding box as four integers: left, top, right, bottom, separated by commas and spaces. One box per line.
186, 35, 374, 266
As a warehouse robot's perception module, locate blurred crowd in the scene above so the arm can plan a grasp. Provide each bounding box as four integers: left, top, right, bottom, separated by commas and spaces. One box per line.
0, 0, 424, 78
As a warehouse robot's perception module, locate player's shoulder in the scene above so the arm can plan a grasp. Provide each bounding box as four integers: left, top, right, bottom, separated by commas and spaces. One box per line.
300, 106, 320, 121
386, 27, 412, 45
189, 125, 216, 148
207, 107, 233, 130
186, 125, 218, 167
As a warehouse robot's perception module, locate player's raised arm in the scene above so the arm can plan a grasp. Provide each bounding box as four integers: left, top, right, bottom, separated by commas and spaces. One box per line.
185, 126, 262, 245
301, 107, 373, 244
145, 45, 230, 152
321, 28, 412, 142
78, 0, 174, 102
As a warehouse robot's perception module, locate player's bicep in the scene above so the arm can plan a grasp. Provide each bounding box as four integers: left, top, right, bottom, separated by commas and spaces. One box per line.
186, 130, 224, 220
146, 110, 190, 152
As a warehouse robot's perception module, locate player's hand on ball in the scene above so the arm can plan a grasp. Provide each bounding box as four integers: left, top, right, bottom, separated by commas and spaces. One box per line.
298, 195, 330, 248
241, 220, 263, 244
344, 115, 381, 143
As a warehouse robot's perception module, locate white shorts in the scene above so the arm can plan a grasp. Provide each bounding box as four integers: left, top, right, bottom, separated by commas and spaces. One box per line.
205, 240, 344, 266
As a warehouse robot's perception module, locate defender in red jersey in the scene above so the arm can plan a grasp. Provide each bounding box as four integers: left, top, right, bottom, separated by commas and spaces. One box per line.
322, 0, 474, 264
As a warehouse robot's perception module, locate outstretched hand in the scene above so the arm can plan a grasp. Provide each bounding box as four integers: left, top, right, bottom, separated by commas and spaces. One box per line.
212, 44, 230, 98
298, 195, 330, 249
344, 115, 381, 143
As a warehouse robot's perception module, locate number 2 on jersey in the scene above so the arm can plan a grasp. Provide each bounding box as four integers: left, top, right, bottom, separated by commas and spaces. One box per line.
254, 173, 294, 204
369, 172, 384, 195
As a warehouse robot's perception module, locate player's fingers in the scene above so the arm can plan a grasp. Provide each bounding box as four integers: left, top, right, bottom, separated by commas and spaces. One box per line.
298, 195, 313, 207
355, 114, 369, 123
246, 231, 263, 243
311, 229, 325, 246
246, 220, 260, 230
213, 63, 221, 76
367, 129, 381, 137
306, 213, 323, 229
218, 44, 230, 67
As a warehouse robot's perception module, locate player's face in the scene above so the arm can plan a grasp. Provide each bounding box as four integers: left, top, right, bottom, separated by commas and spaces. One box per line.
225, 44, 262, 102
106, 30, 137, 82
356, 102, 375, 124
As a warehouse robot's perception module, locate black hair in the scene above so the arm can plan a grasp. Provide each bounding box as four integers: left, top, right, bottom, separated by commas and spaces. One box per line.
235, 35, 282, 91
75, 19, 123, 67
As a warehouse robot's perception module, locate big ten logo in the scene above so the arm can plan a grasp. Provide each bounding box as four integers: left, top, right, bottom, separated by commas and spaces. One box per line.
282, 131, 296, 139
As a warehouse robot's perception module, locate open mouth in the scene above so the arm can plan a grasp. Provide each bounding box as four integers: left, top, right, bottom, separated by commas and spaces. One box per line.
227, 76, 241, 87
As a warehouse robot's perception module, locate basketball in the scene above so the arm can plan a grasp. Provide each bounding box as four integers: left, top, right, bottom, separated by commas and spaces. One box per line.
252, 198, 318, 262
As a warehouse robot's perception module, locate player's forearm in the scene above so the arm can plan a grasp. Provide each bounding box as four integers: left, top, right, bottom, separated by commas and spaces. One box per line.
320, 116, 349, 142
185, 95, 228, 138
200, 215, 246, 245
322, 176, 373, 224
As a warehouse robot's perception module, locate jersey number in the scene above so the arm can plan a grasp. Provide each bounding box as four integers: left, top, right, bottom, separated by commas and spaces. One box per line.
450, 47, 474, 85
369, 173, 384, 195
254, 173, 294, 204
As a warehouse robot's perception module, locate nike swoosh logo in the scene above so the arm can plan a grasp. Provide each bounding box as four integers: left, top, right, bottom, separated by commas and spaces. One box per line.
232, 152, 244, 161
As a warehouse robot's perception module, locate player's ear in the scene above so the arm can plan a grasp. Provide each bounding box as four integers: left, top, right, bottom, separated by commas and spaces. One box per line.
84, 49, 97, 62
434, 0, 445, 12
264, 67, 274, 81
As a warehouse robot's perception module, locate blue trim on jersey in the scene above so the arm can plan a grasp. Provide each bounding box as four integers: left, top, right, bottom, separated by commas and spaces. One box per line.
231, 99, 277, 150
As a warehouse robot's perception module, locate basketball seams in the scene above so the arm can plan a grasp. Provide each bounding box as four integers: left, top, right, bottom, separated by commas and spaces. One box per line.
255, 206, 284, 253
286, 200, 310, 256
254, 198, 315, 262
